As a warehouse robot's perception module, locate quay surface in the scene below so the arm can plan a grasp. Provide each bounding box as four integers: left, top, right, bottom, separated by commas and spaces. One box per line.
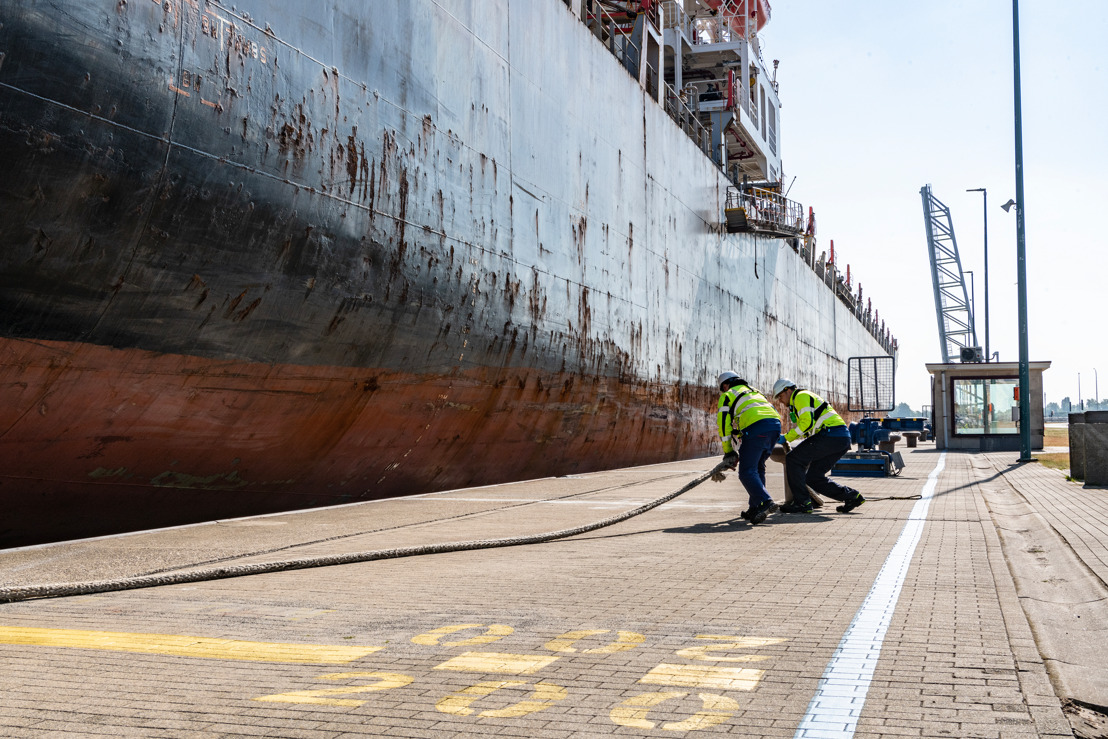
2, 444, 1106, 738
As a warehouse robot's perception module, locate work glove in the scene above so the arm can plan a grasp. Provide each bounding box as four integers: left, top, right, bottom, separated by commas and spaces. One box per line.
722, 451, 739, 469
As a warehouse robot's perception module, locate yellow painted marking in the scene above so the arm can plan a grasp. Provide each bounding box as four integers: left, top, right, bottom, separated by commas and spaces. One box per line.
433, 651, 559, 675
610, 691, 687, 729
544, 629, 607, 652
662, 693, 740, 731
639, 663, 764, 691
411, 623, 513, 646
610, 691, 740, 731
586, 630, 644, 653
253, 672, 412, 706
435, 680, 567, 718
545, 629, 645, 653
0, 627, 381, 664
674, 634, 786, 661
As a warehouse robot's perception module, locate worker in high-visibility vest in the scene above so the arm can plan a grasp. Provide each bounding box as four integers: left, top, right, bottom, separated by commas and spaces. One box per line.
714, 371, 781, 525
771, 378, 865, 515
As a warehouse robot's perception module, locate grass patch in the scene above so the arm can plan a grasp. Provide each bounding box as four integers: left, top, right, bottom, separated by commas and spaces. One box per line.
1037, 452, 1070, 471
1044, 427, 1069, 447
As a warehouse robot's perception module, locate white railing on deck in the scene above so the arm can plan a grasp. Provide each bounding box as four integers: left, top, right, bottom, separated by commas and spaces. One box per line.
659, 0, 692, 40
664, 82, 712, 156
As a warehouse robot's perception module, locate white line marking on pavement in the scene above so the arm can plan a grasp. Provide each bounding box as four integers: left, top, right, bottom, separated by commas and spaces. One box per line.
794, 453, 947, 739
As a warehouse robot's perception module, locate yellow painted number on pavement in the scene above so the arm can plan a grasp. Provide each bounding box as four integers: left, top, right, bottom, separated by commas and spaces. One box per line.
435, 680, 567, 718
544, 629, 644, 653
610, 691, 739, 731
252, 671, 413, 707
411, 623, 514, 646
674, 634, 786, 661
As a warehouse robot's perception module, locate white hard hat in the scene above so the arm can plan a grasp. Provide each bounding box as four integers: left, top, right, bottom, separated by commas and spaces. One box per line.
772, 378, 796, 398
717, 371, 740, 391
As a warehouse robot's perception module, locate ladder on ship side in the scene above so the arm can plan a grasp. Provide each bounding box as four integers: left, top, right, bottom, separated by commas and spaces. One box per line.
921, 184, 978, 363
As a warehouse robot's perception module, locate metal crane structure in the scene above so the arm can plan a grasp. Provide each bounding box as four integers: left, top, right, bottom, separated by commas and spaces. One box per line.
921, 184, 980, 363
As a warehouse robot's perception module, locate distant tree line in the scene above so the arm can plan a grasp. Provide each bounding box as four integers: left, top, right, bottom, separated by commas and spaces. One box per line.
888, 402, 923, 418
1045, 398, 1107, 419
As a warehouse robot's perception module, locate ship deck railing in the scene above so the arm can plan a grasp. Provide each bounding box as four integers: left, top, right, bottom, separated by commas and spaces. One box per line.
659, 0, 693, 43
724, 186, 804, 238
663, 82, 713, 157
580, 0, 644, 81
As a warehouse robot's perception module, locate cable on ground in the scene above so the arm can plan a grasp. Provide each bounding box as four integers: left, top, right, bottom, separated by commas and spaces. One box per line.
0, 462, 730, 604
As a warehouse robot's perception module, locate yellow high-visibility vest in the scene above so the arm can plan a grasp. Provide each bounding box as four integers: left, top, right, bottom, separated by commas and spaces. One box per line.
783, 389, 846, 443
717, 384, 780, 453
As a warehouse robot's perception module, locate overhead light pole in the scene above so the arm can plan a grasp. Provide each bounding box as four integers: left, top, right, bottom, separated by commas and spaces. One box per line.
1010, 0, 1032, 461
966, 188, 989, 362
964, 270, 975, 342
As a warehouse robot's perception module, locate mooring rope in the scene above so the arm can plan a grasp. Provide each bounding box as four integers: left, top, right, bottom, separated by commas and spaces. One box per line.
0, 462, 730, 604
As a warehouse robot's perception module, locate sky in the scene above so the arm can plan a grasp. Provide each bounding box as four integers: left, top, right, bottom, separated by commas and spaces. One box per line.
758, 1, 1107, 412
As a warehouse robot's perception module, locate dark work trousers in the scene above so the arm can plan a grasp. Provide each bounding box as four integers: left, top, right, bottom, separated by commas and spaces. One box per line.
784, 428, 859, 506
736, 418, 781, 508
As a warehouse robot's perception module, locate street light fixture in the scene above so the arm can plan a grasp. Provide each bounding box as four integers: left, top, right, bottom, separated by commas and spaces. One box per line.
967, 187, 990, 362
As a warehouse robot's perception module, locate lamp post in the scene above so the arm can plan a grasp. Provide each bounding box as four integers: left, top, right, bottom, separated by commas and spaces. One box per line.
1096, 368, 1100, 410
1010, 0, 1032, 461
964, 270, 976, 342
966, 188, 989, 362
1079, 372, 1083, 411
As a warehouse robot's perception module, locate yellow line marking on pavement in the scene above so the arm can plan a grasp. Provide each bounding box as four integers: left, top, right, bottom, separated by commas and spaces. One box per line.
411, 623, 513, 646
610, 691, 739, 731
675, 635, 786, 661
639, 663, 764, 690
611, 691, 688, 729
436, 680, 567, 717
544, 629, 645, 653
0, 627, 382, 664
664, 693, 741, 731
253, 672, 413, 706
433, 651, 559, 674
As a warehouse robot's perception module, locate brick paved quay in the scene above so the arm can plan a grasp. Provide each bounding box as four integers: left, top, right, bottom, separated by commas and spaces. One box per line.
1, 444, 1105, 738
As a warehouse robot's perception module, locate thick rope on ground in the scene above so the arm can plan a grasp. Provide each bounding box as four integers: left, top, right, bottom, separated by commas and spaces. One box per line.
0, 462, 730, 604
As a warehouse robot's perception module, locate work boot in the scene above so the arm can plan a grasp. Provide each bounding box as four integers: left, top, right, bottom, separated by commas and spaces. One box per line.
779, 500, 814, 514
749, 500, 779, 525
837, 492, 866, 513
739, 509, 751, 522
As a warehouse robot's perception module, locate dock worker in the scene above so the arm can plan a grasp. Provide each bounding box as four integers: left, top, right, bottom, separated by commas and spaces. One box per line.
713, 371, 781, 525
771, 379, 865, 515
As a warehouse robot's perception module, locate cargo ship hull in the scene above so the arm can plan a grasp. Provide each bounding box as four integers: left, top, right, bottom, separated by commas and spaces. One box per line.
0, 0, 891, 546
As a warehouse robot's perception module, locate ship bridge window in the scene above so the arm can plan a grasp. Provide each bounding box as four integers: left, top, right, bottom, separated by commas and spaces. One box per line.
768, 104, 777, 155
951, 377, 1020, 436
760, 85, 767, 140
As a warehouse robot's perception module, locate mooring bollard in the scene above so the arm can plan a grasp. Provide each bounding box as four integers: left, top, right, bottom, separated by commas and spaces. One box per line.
770, 445, 825, 507
1081, 411, 1108, 486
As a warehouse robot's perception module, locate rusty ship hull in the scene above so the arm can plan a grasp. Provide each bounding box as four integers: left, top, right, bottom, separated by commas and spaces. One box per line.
0, 0, 892, 547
